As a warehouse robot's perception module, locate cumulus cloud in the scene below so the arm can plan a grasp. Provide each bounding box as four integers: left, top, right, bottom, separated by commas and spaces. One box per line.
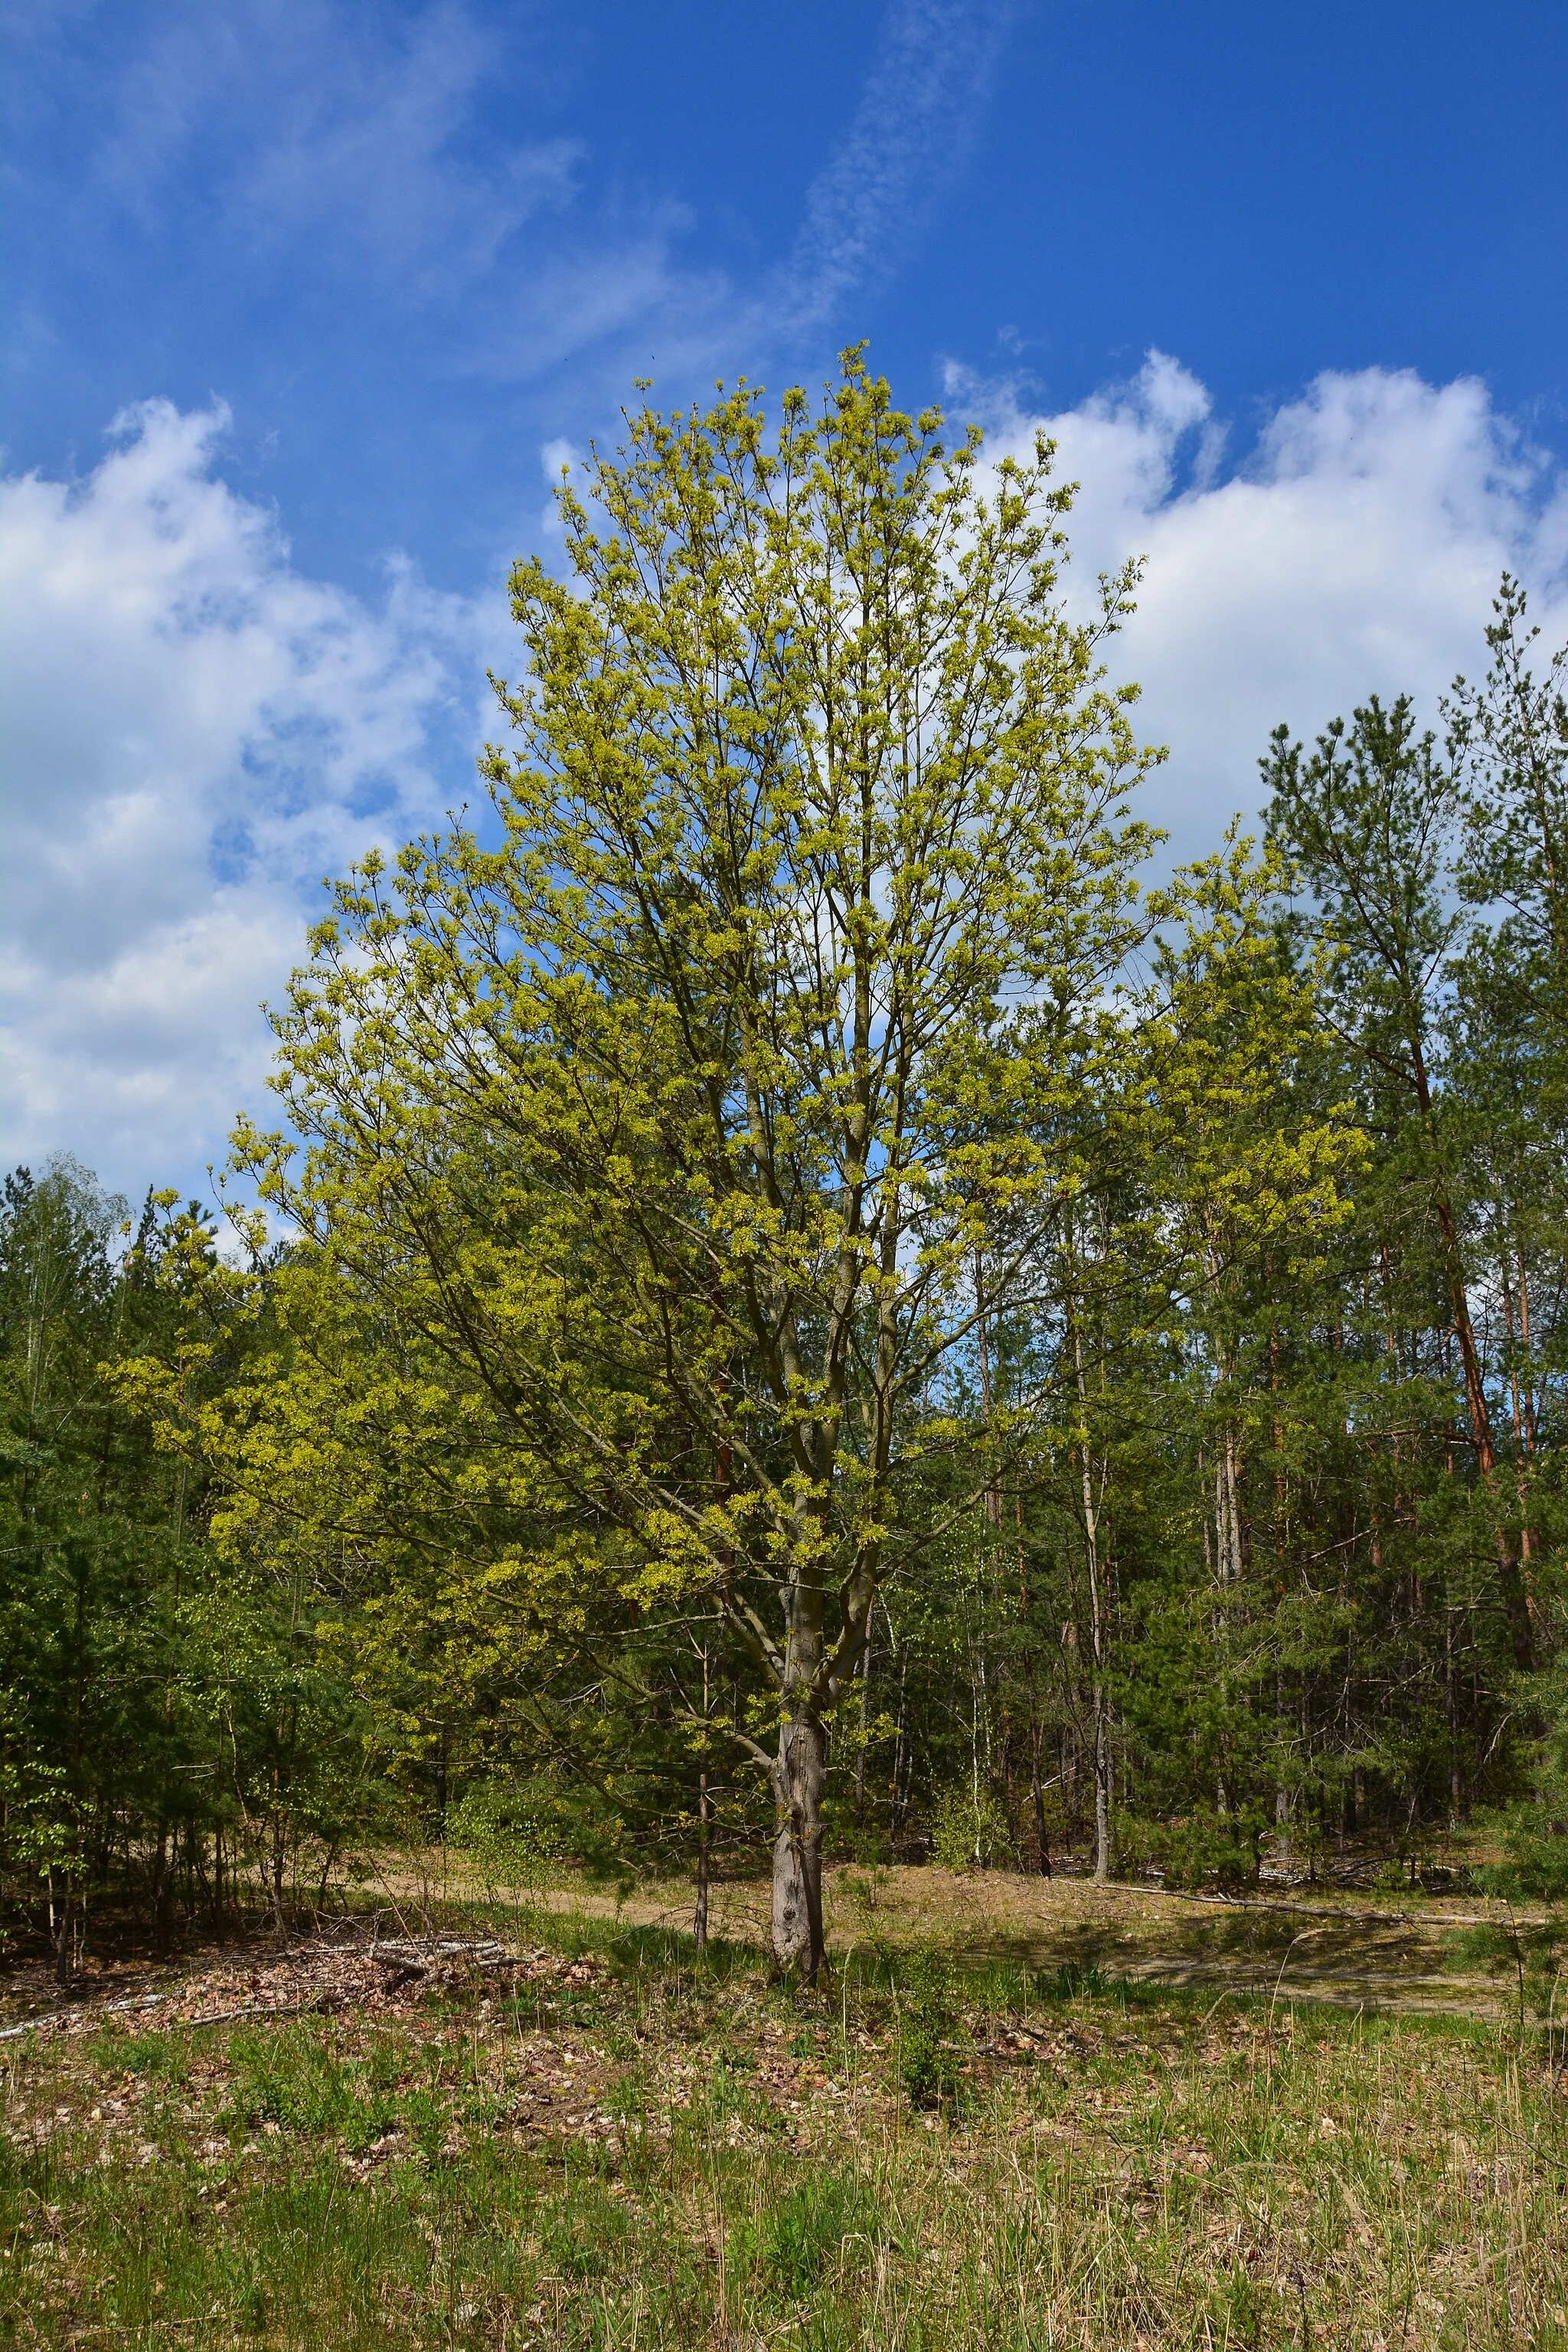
0, 400, 495, 1201
972, 356, 1568, 861
5, 361, 1568, 1207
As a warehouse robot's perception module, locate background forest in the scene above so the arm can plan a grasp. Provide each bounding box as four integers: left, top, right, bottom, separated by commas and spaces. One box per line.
4, 369, 1566, 1982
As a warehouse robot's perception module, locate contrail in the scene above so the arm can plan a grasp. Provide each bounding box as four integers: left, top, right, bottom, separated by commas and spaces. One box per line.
780, 0, 1020, 334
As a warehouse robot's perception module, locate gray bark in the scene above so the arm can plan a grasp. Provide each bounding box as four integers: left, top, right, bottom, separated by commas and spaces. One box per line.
770, 1708, 826, 1977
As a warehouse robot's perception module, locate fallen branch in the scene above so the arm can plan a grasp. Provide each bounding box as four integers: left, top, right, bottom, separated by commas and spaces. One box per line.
0, 1991, 168, 2044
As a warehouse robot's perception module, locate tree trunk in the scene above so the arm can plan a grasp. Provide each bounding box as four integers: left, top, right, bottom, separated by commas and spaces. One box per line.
770, 1707, 826, 1979
890, 1628, 909, 1846
1031, 1720, 1052, 1878
270, 1819, 287, 1939
853, 1622, 870, 1818
1408, 1037, 1534, 1670
694, 1636, 711, 1955
1091, 1687, 1111, 1884
693, 1784, 710, 1955
152, 1820, 172, 1958
50, 1870, 73, 1988
1274, 1664, 1292, 1860
1071, 1308, 1112, 1885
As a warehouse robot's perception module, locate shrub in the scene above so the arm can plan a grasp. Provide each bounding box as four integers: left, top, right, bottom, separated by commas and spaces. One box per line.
893, 1950, 968, 2109
228, 2027, 353, 2135
538, 2182, 629, 2280
1040, 1961, 1119, 2004
226, 2024, 402, 2148
931, 1784, 1012, 1873
446, 1779, 569, 1895
1122, 1806, 1266, 1892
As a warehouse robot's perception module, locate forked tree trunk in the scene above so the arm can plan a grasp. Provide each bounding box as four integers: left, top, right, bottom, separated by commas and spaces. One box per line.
1409, 1047, 1534, 1671
770, 1707, 827, 1978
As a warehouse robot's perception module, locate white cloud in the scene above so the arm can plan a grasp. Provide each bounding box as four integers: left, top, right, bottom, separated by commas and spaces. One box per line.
972, 356, 1568, 861
0, 399, 493, 1201
3, 0, 1018, 433
5, 361, 1568, 1208
232, 4, 577, 288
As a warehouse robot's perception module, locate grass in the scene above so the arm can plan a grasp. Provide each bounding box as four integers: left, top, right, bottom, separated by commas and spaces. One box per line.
2, 1902, 1566, 2348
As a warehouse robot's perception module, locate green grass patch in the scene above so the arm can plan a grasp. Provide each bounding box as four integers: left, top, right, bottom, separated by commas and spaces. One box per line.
2, 1912, 1567, 2348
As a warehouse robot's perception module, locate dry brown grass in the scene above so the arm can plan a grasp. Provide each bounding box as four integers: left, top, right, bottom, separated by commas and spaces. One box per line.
2, 1886, 1565, 2347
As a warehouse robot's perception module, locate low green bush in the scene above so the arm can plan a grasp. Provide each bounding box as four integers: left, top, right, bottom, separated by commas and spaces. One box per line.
931, 1784, 1012, 1873
1120, 1805, 1268, 1892
538, 2180, 629, 2281
893, 1949, 967, 2109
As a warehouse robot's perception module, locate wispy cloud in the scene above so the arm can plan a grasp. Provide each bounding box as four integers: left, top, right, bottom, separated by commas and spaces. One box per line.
3, 0, 1021, 451
235, 9, 578, 290
781, 0, 1018, 332
88, 0, 575, 292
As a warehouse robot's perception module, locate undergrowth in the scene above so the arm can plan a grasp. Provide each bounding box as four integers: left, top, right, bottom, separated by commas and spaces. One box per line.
1, 1900, 1565, 2348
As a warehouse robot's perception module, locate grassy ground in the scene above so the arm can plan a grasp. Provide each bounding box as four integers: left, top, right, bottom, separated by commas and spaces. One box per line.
2, 1893, 1566, 2349
514, 1859, 1555, 2023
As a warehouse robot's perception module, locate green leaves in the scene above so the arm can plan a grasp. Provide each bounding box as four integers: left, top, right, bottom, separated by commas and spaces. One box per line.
240, 354, 1168, 1730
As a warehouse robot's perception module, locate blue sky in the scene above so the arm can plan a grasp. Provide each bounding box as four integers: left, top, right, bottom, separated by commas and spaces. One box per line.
3, 0, 1568, 1204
